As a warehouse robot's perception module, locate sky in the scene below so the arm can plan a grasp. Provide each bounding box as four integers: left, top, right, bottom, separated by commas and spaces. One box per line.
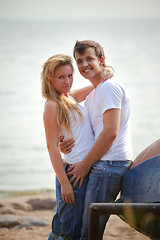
0, 0, 160, 20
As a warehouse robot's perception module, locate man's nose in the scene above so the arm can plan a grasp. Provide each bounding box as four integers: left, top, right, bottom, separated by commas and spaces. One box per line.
82, 60, 88, 67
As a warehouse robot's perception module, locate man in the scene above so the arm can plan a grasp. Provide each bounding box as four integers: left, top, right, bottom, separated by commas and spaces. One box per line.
62, 40, 133, 239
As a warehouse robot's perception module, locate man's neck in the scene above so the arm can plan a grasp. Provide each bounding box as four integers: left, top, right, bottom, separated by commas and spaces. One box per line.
89, 79, 101, 88
89, 73, 101, 88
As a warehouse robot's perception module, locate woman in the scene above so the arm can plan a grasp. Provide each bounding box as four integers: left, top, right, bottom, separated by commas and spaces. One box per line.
41, 54, 113, 240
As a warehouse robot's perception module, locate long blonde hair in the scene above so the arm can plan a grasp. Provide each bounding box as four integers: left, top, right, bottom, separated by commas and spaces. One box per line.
41, 54, 82, 133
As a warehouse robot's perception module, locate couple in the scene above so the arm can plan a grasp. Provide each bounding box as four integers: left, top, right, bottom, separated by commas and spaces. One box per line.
41, 40, 133, 240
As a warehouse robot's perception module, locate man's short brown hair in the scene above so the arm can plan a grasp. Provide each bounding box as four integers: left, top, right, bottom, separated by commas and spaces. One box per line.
73, 40, 105, 64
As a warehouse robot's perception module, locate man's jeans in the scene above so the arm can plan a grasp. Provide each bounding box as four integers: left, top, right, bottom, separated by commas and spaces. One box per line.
48, 165, 88, 240
80, 160, 132, 240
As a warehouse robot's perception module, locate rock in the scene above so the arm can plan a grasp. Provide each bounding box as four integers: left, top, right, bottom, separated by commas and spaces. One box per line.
0, 203, 5, 208
27, 197, 56, 210
0, 214, 22, 228
0, 206, 17, 215
14, 218, 49, 229
0, 214, 49, 229
11, 202, 32, 211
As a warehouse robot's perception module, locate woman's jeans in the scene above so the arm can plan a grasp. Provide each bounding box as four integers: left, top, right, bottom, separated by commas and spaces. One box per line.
80, 160, 132, 240
48, 164, 88, 240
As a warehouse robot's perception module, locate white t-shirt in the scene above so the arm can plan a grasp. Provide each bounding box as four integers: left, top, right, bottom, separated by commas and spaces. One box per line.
84, 77, 133, 161
60, 98, 94, 164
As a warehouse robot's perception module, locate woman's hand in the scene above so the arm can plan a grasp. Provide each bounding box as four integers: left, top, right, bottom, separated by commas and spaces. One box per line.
61, 181, 75, 204
101, 66, 114, 82
59, 136, 75, 154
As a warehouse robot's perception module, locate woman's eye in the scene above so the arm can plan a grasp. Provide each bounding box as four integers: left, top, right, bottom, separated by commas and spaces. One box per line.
68, 74, 72, 78
59, 76, 64, 79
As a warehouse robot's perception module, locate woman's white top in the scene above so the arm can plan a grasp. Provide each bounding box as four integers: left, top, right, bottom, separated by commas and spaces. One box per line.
59, 97, 94, 164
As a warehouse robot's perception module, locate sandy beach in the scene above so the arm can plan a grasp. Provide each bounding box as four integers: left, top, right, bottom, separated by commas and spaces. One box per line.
0, 192, 151, 240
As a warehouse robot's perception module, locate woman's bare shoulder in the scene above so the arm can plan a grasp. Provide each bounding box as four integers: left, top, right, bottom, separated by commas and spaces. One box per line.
44, 100, 57, 110
43, 100, 58, 118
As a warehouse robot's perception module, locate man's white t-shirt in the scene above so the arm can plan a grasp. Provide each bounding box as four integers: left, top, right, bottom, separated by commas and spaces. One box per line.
84, 77, 133, 161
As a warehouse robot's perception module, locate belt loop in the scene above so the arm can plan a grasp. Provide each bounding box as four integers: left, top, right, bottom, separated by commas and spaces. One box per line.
108, 160, 112, 166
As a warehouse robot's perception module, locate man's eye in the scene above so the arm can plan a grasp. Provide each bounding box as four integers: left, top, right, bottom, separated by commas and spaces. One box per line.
59, 76, 64, 79
77, 60, 82, 64
68, 74, 72, 78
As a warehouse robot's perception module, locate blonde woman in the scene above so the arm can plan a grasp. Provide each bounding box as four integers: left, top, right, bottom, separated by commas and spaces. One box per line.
41, 54, 113, 240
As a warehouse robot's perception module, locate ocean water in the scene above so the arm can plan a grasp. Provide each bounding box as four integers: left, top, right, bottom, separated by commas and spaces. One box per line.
0, 19, 160, 192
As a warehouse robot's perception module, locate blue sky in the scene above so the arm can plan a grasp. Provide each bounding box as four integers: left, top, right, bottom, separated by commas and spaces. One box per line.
0, 0, 160, 20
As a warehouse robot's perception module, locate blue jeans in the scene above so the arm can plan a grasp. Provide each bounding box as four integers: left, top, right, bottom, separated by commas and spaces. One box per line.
48, 165, 88, 240
80, 160, 132, 240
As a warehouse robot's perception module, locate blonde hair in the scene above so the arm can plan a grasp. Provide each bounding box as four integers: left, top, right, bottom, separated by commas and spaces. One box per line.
41, 54, 82, 133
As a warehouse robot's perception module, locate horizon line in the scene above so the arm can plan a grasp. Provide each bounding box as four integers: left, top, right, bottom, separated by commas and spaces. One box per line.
0, 17, 160, 21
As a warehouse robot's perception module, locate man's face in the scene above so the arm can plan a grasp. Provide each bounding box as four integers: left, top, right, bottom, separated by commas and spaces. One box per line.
74, 47, 102, 81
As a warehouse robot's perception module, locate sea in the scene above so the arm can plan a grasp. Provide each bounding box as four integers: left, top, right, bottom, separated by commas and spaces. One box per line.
0, 19, 160, 195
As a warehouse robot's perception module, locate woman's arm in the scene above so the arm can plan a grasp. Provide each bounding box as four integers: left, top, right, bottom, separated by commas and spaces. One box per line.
43, 100, 75, 204
69, 85, 94, 103
101, 66, 114, 82
69, 66, 114, 103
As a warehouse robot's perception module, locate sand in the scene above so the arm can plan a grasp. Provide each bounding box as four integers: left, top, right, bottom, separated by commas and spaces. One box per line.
0, 193, 151, 240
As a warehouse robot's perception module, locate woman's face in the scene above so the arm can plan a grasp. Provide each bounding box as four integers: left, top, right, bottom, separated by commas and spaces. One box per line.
53, 64, 73, 95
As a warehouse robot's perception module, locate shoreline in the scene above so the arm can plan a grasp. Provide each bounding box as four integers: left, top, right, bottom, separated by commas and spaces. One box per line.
0, 192, 151, 240
0, 189, 56, 198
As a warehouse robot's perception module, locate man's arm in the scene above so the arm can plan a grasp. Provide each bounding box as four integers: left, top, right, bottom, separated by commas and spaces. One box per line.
68, 108, 121, 188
